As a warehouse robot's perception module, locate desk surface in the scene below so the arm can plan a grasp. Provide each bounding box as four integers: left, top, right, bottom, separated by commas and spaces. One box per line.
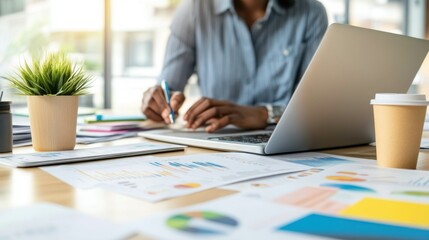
1, 137, 429, 225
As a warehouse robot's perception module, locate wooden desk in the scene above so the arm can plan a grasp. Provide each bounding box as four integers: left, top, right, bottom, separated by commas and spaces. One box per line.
1, 137, 428, 225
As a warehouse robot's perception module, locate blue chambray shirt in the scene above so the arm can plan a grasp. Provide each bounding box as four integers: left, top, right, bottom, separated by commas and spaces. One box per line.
160, 0, 328, 106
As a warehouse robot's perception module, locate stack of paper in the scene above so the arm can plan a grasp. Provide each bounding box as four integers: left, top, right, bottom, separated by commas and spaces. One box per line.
78, 122, 143, 132
11, 124, 141, 147
76, 118, 167, 144
12, 125, 32, 147
76, 122, 145, 144
83, 114, 146, 123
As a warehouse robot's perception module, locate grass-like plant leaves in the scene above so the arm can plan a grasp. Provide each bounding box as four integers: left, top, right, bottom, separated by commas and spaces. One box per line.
4, 52, 92, 96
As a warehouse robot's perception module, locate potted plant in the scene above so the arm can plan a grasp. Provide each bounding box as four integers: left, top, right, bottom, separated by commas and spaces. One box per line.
4, 52, 92, 151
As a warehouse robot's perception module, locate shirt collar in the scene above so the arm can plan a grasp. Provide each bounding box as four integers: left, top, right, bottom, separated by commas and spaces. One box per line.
214, 0, 233, 15
214, 0, 287, 16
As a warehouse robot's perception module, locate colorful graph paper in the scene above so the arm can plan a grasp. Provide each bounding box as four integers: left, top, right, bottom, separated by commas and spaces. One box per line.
340, 197, 429, 228
277, 213, 429, 240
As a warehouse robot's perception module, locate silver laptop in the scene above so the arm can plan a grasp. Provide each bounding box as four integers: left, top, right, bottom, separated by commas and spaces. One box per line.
140, 24, 429, 155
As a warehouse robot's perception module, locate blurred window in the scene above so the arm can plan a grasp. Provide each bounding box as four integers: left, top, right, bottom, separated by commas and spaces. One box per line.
125, 32, 154, 68
0, 0, 425, 111
319, 0, 408, 35
0, 0, 24, 16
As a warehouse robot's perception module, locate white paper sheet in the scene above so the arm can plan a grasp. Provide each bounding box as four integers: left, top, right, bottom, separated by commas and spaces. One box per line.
0, 142, 185, 167
251, 164, 429, 213
299, 164, 429, 188
42, 152, 308, 202
222, 152, 375, 192
0, 203, 132, 240
128, 164, 429, 239
127, 194, 319, 240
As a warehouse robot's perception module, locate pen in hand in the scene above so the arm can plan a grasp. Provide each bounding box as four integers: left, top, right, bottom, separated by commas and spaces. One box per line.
161, 80, 175, 124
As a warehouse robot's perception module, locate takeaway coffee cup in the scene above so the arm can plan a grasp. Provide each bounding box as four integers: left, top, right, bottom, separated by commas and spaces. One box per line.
371, 94, 429, 169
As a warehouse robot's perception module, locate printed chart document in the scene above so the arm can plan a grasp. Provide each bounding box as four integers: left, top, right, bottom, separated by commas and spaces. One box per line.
249, 164, 429, 224
222, 152, 375, 192
129, 193, 429, 240
0, 142, 185, 167
128, 195, 313, 240
0, 203, 132, 240
296, 164, 429, 189
129, 163, 429, 240
42, 153, 308, 202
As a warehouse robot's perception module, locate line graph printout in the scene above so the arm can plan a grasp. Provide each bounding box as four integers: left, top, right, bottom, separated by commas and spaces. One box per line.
42, 153, 308, 202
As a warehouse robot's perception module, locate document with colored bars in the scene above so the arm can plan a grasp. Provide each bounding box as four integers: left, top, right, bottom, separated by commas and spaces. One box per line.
41, 152, 308, 202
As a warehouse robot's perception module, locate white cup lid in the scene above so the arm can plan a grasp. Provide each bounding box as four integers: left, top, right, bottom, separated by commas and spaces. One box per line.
370, 93, 429, 106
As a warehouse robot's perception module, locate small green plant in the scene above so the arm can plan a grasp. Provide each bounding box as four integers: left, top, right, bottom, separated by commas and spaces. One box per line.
4, 52, 92, 96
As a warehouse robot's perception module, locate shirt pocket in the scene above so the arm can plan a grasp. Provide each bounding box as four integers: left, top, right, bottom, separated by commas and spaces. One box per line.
266, 43, 306, 102
268, 43, 306, 82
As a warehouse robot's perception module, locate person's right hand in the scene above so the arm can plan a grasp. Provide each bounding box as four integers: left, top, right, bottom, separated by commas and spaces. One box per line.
141, 86, 185, 124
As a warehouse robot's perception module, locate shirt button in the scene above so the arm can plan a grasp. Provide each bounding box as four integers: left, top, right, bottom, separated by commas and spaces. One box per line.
255, 24, 262, 30
283, 49, 290, 56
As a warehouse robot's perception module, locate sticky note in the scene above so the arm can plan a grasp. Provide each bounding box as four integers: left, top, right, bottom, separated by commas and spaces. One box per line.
340, 197, 429, 228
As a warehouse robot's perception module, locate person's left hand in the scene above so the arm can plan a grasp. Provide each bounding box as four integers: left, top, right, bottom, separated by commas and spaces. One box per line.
184, 97, 268, 132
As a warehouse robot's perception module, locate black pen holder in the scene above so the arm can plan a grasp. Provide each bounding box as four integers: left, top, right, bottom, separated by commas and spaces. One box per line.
0, 101, 12, 153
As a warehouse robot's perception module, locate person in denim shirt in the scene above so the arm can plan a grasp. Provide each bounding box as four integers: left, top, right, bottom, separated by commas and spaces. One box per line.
141, 0, 328, 132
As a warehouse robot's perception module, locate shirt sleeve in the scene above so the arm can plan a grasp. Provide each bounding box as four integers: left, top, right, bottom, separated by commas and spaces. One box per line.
159, 0, 196, 91
296, 1, 328, 84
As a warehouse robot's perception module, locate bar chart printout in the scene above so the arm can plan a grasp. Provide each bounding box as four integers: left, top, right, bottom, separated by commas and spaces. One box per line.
42, 153, 308, 201
79, 160, 229, 181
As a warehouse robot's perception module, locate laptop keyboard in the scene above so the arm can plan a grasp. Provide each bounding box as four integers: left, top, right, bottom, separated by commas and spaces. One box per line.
208, 133, 272, 144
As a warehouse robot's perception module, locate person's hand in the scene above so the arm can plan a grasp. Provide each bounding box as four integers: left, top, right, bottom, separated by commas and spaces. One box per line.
184, 97, 268, 132
141, 86, 185, 124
